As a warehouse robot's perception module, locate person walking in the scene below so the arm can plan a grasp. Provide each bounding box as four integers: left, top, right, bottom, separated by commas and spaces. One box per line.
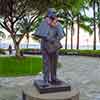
8, 45, 12, 55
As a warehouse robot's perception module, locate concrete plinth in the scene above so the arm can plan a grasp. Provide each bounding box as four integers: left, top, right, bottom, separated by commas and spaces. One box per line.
34, 79, 71, 94
22, 84, 80, 100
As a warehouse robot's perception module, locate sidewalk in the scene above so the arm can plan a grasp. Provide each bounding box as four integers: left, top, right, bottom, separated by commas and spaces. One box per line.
0, 56, 100, 100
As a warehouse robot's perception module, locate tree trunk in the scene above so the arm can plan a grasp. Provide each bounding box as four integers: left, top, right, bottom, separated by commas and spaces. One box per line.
27, 39, 29, 48
93, 0, 96, 50
65, 25, 68, 49
76, 15, 80, 50
71, 20, 74, 50
15, 42, 21, 57
26, 33, 29, 48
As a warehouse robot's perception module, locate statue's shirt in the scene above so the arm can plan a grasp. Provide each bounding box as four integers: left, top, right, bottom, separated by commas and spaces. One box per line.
35, 18, 65, 50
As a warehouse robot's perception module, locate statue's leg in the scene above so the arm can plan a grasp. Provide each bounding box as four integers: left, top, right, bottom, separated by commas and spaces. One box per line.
42, 51, 50, 84
51, 52, 58, 82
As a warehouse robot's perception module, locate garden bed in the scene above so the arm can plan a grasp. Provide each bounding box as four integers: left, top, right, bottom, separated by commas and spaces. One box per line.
59, 49, 100, 57
0, 56, 42, 76
20, 48, 100, 57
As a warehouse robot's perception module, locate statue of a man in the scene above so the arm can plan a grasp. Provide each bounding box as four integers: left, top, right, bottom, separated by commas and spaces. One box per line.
35, 8, 65, 85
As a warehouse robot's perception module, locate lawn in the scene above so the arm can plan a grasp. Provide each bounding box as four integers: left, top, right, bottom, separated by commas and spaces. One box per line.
0, 56, 42, 77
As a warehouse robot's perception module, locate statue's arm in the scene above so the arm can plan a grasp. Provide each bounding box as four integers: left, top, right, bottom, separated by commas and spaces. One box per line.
56, 22, 65, 41
34, 20, 49, 39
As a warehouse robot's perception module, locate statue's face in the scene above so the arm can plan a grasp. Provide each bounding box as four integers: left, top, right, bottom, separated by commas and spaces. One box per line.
50, 18, 58, 27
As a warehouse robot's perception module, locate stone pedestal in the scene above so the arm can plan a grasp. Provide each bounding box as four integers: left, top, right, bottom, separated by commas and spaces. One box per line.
34, 79, 71, 94
22, 84, 80, 100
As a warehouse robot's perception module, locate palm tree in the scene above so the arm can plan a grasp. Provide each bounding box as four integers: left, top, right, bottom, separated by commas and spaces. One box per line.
58, 10, 69, 49
76, 13, 93, 49
18, 15, 43, 48
61, 0, 85, 50
65, 22, 68, 49
77, 15, 93, 49
18, 16, 34, 48
75, 0, 93, 50
97, 0, 100, 40
89, 0, 97, 50
70, 17, 74, 49
76, 14, 80, 50
93, 0, 96, 50
68, 11, 76, 50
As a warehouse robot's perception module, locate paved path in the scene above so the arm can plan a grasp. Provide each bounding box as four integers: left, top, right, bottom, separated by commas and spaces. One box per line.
58, 56, 100, 100
0, 56, 100, 100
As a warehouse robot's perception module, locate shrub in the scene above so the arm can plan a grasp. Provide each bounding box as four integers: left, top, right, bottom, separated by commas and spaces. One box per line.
59, 49, 100, 56
0, 48, 6, 54
20, 48, 41, 55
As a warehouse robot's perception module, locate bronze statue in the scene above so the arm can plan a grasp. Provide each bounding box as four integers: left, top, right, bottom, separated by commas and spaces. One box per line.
34, 8, 65, 86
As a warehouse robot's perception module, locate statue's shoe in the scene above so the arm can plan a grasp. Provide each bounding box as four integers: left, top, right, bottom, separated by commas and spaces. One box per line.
49, 79, 62, 85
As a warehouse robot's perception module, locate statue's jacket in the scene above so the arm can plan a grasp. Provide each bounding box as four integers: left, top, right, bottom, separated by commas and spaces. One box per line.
35, 18, 65, 51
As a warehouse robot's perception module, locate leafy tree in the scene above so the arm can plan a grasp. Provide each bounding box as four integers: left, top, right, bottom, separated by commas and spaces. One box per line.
18, 16, 43, 48
0, 0, 46, 57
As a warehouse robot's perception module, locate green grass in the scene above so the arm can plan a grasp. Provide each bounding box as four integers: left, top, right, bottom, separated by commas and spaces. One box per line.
0, 56, 42, 77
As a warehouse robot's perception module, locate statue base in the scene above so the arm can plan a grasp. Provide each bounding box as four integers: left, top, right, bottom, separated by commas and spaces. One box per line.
34, 79, 71, 94
22, 83, 79, 100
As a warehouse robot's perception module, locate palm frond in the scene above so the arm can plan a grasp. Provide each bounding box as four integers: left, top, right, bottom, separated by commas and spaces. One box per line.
79, 23, 93, 35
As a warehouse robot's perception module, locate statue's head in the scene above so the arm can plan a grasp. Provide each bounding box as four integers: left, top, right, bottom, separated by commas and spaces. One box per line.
47, 8, 57, 18
46, 8, 58, 27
